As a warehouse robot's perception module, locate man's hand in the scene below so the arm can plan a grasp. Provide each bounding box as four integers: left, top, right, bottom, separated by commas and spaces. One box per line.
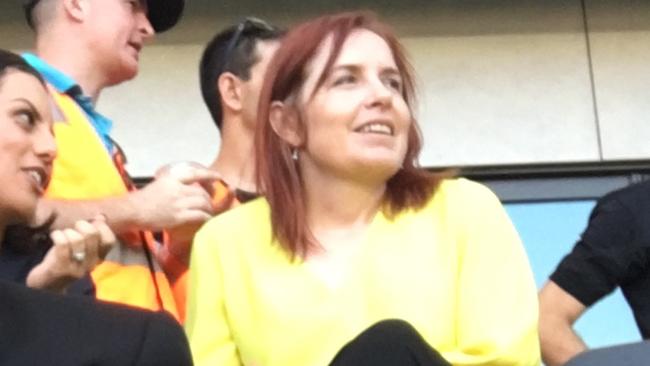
130, 164, 219, 232
26, 216, 116, 293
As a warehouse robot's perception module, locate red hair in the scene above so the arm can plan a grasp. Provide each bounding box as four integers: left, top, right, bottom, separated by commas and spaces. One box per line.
255, 11, 447, 258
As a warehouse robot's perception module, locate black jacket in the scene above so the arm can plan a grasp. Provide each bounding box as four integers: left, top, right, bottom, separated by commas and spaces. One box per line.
0, 280, 192, 365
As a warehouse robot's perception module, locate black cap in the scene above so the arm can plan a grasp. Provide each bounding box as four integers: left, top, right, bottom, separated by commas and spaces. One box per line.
23, 0, 185, 33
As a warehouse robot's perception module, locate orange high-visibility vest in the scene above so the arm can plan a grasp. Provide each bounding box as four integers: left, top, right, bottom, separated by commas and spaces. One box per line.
167, 179, 240, 323
45, 86, 179, 320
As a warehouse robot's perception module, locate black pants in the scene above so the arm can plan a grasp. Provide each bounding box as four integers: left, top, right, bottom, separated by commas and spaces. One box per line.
330, 319, 451, 366
565, 340, 650, 366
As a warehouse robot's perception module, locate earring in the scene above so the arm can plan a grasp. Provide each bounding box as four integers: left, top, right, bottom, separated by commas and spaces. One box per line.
291, 147, 299, 161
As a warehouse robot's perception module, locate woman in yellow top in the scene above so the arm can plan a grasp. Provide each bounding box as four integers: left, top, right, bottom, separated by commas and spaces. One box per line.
186, 11, 540, 366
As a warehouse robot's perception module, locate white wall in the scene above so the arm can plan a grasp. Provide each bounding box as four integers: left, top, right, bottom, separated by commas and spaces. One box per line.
587, 0, 650, 161
100, 45, 218, 176
1, 0, 649, 176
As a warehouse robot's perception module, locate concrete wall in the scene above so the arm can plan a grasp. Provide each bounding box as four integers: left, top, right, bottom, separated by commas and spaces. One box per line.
1, 0, 649, 176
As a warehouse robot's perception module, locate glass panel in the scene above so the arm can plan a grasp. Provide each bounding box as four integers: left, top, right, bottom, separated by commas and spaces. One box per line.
506, 201, 640, 348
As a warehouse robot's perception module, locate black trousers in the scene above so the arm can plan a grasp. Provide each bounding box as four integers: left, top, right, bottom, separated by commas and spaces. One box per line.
565, 341, 650, 366
330, 319, 451, 366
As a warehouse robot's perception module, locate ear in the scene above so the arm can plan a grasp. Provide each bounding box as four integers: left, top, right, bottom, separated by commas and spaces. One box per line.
61, 0, 88, 23
217, 72, 243, 113
269, 101, 303, 147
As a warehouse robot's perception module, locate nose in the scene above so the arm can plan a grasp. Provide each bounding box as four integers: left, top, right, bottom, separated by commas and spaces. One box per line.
138, 12, 155, 40
33, 124, 57, 164
366, 77, 393, 110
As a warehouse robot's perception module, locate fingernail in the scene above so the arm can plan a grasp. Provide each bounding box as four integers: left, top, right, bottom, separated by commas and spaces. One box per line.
93, 214, 108, 222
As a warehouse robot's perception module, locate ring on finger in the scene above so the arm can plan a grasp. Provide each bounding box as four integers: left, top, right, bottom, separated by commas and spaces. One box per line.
71, 250, 86, 263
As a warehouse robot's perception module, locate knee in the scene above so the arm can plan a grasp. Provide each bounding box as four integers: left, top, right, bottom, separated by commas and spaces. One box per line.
359, 319, 421, 344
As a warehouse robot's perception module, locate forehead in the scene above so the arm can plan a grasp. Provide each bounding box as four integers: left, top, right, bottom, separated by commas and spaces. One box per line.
0, 71, 51, 119
300, 29, 397, 96
0, 71, 45, 99
255, 39, 280, 61
313, 29, 396, 76
331, 29, 395, 67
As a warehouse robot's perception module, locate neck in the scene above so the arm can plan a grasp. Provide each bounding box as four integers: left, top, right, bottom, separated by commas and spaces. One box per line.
36, 35, 106, 102
209, 116, 257, 193
302, 164, 386, 236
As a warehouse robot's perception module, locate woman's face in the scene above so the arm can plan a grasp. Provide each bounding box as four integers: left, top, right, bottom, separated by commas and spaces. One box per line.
297, 29, 411, 184
0, 70, 56, 224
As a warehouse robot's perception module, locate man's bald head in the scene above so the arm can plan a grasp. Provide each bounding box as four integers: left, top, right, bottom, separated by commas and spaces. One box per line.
27, 0, 58, 33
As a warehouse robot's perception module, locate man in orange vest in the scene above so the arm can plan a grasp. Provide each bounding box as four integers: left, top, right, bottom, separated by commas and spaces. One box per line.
158, 19, 283, 320
12, 0, 217, 321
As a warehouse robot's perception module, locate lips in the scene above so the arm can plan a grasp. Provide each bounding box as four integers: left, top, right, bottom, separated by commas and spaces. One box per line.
354, 120, 394, 136
127, 42, 143, 60
22, 166, 50, 194
128, 42, 142, 53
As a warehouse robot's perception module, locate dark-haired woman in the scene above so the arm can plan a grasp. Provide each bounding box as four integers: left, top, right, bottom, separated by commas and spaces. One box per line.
0, 49, 192, 365
186, 12, 540, 366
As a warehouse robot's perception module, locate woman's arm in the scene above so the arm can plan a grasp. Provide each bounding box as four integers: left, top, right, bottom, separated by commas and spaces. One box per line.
448, 180, 540, 366
185, 221, 241, 366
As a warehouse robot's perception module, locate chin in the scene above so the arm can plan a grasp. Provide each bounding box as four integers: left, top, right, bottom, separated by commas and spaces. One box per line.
360, 153, 403, 169
353, 159, 402, 182
110, 63, 139, 85
123, 67, 139, 82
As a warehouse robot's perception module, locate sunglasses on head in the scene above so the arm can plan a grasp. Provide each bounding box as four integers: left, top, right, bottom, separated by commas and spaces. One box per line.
222, 17, 276, 67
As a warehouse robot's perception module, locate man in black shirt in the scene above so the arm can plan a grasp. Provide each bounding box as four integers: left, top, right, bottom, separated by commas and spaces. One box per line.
539, 180, 650, 365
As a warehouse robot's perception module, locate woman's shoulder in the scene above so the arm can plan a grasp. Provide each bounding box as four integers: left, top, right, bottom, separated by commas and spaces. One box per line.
193, 197, 273, 255
199, 197, 271, 235
431, 177, 500, 208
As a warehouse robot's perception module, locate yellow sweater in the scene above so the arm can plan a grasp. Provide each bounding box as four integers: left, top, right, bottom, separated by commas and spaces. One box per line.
186, 178, 540, 366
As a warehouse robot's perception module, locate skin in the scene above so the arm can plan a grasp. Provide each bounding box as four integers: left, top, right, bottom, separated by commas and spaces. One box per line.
83, 0, 154, 86
270, 29, 411, 263
539, 280, 588, 366
239, 41, 281, 133
35, 0, 155, 101
0, 70, 117, 293
28, 214, 117, 293
297, 30, 410, 187
0, 71, 56, 225
213, 40, 281, 192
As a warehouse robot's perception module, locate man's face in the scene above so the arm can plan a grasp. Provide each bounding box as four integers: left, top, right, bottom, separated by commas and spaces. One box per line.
85, 0, 155, 85
239, 40, 280, 131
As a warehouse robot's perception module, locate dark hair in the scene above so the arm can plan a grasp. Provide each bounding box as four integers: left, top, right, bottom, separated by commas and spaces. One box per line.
1, 216, 55, 256
255, 11, 447, 258
199, 19, 283, 131
0, 49, 45, 87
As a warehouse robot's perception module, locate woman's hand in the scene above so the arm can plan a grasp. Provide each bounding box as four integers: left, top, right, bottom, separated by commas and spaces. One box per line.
26, 215, 116, 293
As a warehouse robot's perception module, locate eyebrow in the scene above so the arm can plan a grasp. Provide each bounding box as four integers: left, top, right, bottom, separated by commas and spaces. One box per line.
330, 63, 401, 76
330, 64, 361, 73
11, 97, 43, 122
